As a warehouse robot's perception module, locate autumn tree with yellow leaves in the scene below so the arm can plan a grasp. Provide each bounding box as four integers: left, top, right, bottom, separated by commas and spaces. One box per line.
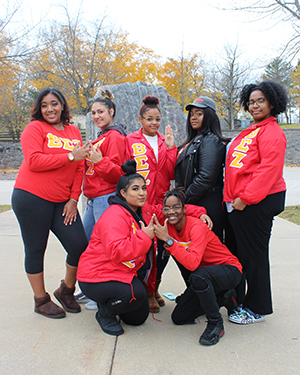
29, 5, 161, 115
0, 2, 38, 138
158, 52, 207, 111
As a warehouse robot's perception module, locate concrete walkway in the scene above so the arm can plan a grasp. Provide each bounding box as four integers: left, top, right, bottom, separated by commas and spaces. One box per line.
1, 202, 300, 373
1, 166, 300, 374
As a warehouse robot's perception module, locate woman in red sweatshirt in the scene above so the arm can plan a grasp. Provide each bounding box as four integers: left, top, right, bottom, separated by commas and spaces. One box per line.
12, 88, 89, 319
223, 81, 287, 324
77, 160, 208, 336
125, 95, 177, 312
153, 188, 242, 346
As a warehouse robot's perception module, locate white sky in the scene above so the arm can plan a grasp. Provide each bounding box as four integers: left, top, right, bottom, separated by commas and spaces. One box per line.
8, 0, 297, 71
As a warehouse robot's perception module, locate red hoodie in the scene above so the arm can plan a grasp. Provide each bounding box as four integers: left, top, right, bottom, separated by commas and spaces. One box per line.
83, 127, 126, 198
77, 202, 206, 292
125, 128, 177, 204
223, 117, 286, 205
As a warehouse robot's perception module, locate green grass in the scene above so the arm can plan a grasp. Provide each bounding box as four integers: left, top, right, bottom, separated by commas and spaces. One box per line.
279, 206, 300, 225
279, 123, 300, 129
0, 205, 12, 213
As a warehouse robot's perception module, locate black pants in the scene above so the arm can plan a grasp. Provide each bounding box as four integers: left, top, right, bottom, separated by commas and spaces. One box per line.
156, 239, 170, 280
79, 277, 149, 326
197, 190, 225, 243
174, 190, 225, 287
12, 189, 88, 274
172, 264, 242, 324
227, 191, 285, 315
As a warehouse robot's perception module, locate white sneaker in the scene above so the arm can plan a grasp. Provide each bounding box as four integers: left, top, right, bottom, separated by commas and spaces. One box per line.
229, 307, 265, 324
74, 290, 91, 304
85, 300, 98, 310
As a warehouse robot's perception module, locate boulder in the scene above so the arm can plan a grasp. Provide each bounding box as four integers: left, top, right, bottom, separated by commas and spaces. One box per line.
86, 81, 187, 144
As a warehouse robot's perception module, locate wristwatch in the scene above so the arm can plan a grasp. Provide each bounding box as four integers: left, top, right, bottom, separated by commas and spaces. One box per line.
68, 153, 75, 162
164, 238, 174, 248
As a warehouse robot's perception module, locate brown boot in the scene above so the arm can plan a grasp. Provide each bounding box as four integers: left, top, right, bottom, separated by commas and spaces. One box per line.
54, 280, 81, 313
155, 279, 165, 307
34, 292, 66, 319
146, 287, 160, 313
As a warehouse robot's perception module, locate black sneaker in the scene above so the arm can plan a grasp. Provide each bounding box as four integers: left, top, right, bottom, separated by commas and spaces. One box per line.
199, 320, 224, 346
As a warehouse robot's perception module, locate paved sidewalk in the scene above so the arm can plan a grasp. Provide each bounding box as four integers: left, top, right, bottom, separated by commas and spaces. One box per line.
1, 208, 300, 374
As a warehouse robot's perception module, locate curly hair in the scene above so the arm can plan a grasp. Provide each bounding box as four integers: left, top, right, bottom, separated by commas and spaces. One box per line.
240, 81, 288, 116
139, 95, 161, 117
163, 187, 186, 207
30, 88, 71, 124
93, 88, 116, 118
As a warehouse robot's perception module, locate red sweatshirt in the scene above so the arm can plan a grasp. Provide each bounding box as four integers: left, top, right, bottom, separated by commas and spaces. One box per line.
223, 117, 286, 205
167, 216, 242, 273
125, 128, 177, 204
14, 120, 84, 202
77, 202, 207, 292
83, 129, 126, 198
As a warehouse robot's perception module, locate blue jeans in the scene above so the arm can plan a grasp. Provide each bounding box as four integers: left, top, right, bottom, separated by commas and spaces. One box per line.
82, 192, 115, 241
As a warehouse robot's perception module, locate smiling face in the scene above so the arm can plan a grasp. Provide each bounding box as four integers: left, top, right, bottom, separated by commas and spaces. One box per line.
248, 90, 274, 124
139, 108, 161, 137
91, 102, 114, 130
120, 177, 147, 212
162, 195, 186, 231
40, 93, 63, 126
189, 107, 204, 134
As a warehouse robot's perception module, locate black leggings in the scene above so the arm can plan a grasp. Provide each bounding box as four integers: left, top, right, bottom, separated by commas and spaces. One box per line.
79, 277, 149, 326
12, 189, 88, 274
196, 190, 224, 243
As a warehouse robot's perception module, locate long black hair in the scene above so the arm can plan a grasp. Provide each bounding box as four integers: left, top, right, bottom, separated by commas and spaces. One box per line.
179, 106, 228, 150
240, 81, 288, 116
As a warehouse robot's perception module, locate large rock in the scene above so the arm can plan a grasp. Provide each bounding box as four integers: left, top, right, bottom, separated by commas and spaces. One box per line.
86, 81, 187, 144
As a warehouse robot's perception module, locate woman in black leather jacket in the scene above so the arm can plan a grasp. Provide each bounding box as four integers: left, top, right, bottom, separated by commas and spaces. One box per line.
175, 96, 228, 244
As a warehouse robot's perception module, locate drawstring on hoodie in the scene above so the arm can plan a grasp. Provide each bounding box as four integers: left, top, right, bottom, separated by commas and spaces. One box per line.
129, 282, 137, 303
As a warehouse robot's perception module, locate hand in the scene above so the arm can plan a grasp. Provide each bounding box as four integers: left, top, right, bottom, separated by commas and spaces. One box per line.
153, 215, 169, 242
165, 125, 175, 149
232, 197, 247, 211
62, 200, 78, 225
71, 141, 91, 161
88, 144, 103, 163
200, 214, 213, 230
140, 214, 155, 239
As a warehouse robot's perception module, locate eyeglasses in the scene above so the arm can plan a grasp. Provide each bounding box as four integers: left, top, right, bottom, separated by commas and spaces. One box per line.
162, 205, 182, 213
247, 98, 267, 107
141, 116, 161, 123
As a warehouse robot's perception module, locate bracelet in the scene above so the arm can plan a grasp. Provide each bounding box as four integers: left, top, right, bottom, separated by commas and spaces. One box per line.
70, 198, 78, 203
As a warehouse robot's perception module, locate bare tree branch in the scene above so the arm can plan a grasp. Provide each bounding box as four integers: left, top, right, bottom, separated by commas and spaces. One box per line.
217, 1, 300, 58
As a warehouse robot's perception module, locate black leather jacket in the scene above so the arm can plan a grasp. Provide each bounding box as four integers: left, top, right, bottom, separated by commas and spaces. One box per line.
175, 132, 226, 204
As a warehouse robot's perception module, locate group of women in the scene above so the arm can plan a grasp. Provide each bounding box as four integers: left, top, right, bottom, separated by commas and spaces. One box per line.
12, 80, 288, 346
